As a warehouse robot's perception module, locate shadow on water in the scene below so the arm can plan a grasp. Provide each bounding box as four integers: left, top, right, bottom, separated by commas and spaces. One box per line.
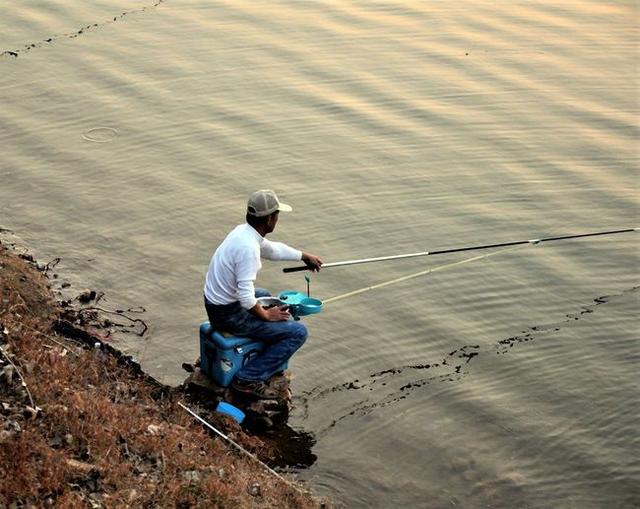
259, 423, 317, 470
296, 286, 639, 437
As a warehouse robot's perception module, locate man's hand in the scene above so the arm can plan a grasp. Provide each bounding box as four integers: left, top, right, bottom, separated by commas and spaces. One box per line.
302, 252, 323, 272
265, 305, 291, 322
250, 303, 291, 322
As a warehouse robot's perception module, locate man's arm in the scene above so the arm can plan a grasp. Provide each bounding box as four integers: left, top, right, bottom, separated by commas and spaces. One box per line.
260, 239, 301, 261
261, 238, 323, 271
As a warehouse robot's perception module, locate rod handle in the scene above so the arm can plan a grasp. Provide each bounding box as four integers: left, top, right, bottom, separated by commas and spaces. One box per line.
283, 265, 309, 273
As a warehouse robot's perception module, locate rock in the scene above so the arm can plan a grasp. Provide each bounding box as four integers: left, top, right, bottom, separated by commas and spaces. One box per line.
87, 328, 110, 343
5, 420, 21, 434
182, 470, 200, 483
22, 406, 39, 419
183, 368, 292, 429
48, 435, 64, 448
181, 362, 195, 373
247, 482, 261, 497
77, 289, 97, 303
182, 370, 227, 399
0, 365, 15, 384
48, 403, 69, 414
146, 424, 161, 436
65, 458, 97, 474
0, 430, 14, 443
88, 492, 102, 507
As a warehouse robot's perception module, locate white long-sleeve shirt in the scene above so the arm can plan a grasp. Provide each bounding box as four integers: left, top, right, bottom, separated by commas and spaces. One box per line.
204, 223, 302, 309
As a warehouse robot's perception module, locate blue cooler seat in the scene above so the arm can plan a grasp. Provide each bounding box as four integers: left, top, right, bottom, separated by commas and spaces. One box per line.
199, 322, 287, 387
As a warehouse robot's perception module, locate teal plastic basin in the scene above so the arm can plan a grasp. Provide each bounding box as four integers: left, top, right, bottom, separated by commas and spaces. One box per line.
299, 297, 322, 315
278, 291, 323, 316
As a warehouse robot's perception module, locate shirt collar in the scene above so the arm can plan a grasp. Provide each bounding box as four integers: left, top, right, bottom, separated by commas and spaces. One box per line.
245, 223, 264, 240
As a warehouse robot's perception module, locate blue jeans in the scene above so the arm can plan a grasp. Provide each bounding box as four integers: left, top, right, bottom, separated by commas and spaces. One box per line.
204, 289, 308, 382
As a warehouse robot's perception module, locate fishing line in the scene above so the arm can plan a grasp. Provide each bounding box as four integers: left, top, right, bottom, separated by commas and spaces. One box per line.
178, 402, 309, 496
323, 245, 523, 305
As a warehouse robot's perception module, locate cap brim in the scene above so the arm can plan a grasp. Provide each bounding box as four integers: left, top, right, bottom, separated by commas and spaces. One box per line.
278, 202, 293, 212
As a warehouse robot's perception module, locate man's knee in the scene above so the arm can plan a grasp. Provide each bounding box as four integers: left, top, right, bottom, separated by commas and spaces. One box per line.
291, 322, 308, 346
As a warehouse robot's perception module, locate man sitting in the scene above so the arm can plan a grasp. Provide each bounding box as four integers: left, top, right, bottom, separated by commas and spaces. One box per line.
203, 190, 322, 399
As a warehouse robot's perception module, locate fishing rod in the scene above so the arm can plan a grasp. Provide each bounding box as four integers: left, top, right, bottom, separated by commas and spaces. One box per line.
283, 227, 638, 273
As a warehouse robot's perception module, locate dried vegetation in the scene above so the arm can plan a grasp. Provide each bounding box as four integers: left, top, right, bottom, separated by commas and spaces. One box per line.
0, 244, 326, 508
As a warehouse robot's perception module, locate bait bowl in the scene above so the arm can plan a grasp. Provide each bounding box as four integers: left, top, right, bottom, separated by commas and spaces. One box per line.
297, 297, 322, 315
278, 291, 323, 316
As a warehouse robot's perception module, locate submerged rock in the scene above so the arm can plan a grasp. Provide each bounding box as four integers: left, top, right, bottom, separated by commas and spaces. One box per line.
77, 289, 97, 303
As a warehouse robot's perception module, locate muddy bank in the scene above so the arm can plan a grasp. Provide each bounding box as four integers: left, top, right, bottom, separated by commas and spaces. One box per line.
0, 239, 328, 508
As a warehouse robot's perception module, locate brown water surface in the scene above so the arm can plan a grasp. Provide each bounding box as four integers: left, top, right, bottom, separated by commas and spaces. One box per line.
1, 1, 638, 507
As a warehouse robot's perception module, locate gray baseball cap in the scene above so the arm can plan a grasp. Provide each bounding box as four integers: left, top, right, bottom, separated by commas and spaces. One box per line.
247, 189, 293, 217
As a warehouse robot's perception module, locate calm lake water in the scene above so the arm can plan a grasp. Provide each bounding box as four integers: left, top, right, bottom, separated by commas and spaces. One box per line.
1, 1, 638, 507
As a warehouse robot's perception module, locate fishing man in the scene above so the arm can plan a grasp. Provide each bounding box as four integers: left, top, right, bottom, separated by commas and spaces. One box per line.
203, 190, 322, 399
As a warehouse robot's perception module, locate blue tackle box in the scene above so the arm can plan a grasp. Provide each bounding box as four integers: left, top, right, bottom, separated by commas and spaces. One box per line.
199, 322, 287, 387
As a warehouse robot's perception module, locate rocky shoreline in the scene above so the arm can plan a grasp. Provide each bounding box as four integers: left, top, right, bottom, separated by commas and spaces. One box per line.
0, 238, 328, 508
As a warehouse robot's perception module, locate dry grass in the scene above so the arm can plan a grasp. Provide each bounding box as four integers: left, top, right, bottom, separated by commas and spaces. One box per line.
0, 244, 327, 508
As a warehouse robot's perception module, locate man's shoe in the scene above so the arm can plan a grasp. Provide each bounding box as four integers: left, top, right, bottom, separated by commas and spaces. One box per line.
231, 378, 278, 400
